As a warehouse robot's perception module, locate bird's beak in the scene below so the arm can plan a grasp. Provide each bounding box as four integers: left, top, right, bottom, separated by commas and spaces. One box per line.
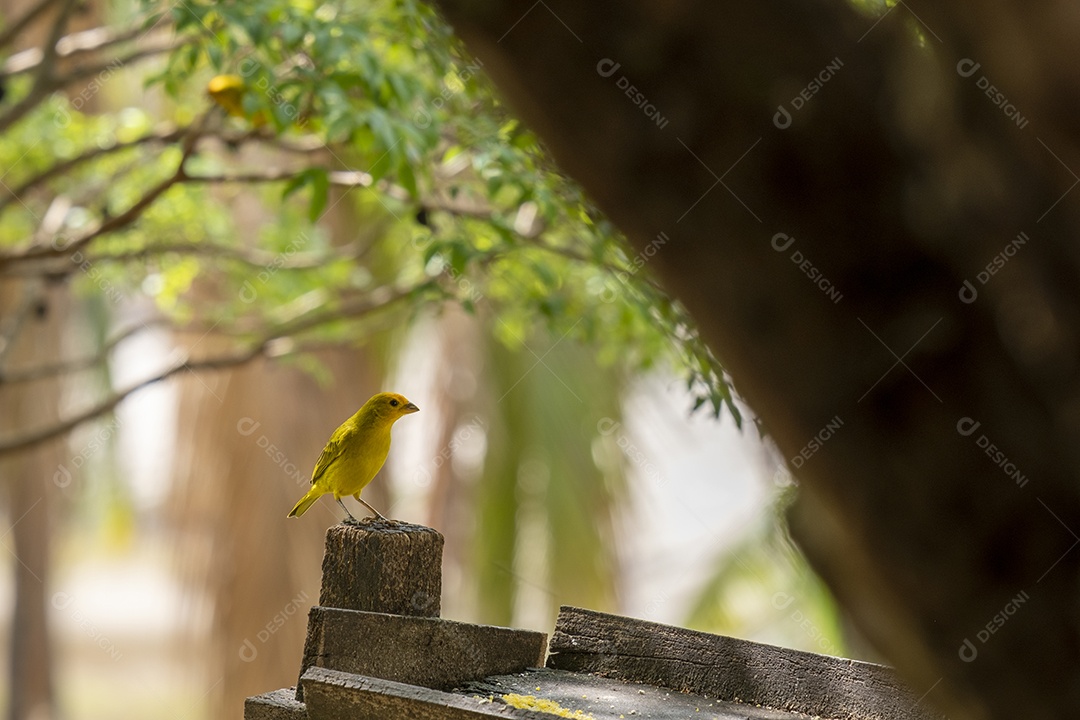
403, 402, 419, 414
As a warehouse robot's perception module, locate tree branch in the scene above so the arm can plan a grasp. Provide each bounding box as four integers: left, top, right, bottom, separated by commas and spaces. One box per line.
0, 0, 63, 52
78, 239, 370, 271
0, 280, 431, 456
1, 23, 163, 77
0, 124, 185, 214
182, 168, 374, 187
0, 124, 333, 218
0, 316, 172, 385
0, 129, 201, 268
35, 0, 76, 86
0, 35, 181, 134
0, 345, 263, 457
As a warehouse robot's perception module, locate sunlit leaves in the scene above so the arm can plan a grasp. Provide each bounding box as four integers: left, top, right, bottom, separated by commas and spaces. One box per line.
0, 0, 744, 423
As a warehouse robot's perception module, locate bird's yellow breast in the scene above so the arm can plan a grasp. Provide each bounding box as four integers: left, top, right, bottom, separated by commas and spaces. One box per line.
315, 420, 393, 498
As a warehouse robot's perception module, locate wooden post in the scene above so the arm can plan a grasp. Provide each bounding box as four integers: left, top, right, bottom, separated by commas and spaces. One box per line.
295, 519, 445, 703
318, 519, 444, 616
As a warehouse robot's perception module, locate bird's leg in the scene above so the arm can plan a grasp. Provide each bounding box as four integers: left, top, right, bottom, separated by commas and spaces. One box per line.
354, 494, 389, 522
335, 497, 359, 524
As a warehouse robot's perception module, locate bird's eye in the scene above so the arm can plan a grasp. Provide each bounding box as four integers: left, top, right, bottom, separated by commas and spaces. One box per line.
390, 399, 399, 407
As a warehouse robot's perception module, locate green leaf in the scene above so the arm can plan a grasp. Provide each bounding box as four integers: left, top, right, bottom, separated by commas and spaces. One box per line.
397, 158, 418, 199
279, 168, 329, 222
308, 169, 329, 222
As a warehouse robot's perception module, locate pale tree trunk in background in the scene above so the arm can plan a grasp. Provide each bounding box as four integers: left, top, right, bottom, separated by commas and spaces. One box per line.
170, 186, 387, 718
470, 326, 625, 631
430, 1, 1080, 718
171, 349, 379, 717
425, 306, 484, 620
0, 1, 102, 716
0, 280, 68, 720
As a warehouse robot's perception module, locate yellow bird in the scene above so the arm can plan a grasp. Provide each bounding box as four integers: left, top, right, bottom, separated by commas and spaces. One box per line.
206, 74, 266, 126
287, 392, 419, 522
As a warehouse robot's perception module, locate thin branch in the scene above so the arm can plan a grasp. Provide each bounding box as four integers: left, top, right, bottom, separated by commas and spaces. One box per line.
80, 240, 370, 270
272, 279, 434, 340
0, 280, 430, 456
0, 235, 373, 279
0, 124, 327, 217
0, 125, 185, 214
0, 129, 200, 268
422, 197, 668, 292
420, 198, 492, 220
0, 37, 181, 134
0, 156, 367, 270
0, 316, 172, 385
527, 241, 667, 293
0, 345, 263, 456
36, 0, 76, 85
0, 0, 64, 52
2, 23, 156, 76
182, 169, 374, 187
70, 168, 186, 251
54, 40, 183, 89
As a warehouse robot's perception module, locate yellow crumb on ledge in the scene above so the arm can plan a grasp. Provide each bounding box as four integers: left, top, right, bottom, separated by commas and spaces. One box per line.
502, 693, 595, 719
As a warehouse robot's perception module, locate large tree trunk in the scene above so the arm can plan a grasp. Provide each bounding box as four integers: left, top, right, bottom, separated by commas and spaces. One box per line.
0, 279, 67, 720
428, 2, 1080, 718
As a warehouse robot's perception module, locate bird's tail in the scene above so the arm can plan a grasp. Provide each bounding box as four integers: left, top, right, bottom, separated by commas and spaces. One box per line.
287, 486, 323, 518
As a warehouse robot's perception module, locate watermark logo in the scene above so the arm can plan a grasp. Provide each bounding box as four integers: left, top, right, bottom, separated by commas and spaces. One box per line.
237, 417, 307, 485
958, 590, 1030, 662
239, 590, 310, 662
236, 58, 309, 128
771, 591, 840, 655
958, 231, 1028, 304
789, 415, 843, 468
54, 415, 123, 487
597, 417, 667, 487
410, 233, 485, 305
956, 417, 1029, 488
773, 57, 844, 129
413, 416, 486, 487
596, 58, 670, 130
51, 591, 123, 661
956, 59, 1030, 130
410, 591, 438, 614
53, 57, 125, 128
239, 232, 309, 303
413, 58, 485, 128
770, 233, 843, 303
599, 231, 669, 302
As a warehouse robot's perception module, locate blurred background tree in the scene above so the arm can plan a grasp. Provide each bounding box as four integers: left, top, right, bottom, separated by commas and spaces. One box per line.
0, 0, 853, 717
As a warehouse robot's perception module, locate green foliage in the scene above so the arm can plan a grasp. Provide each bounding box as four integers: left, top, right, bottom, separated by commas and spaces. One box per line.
0, 0, 740, 419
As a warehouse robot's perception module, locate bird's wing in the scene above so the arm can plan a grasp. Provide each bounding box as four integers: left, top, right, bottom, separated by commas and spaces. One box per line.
309, 436, 345, 486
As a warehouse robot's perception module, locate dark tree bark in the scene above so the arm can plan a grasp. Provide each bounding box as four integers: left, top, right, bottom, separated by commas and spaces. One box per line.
426, 1, 1080, 718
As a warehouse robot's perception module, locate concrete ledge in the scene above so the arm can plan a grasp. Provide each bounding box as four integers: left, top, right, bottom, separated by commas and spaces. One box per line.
301, 667, 541, 720
243, 687, 307, 720
547, 606, 944, 720
299, 606, 547, 695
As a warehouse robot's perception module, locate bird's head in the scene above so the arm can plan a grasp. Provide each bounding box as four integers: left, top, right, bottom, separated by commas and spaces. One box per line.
363, 392, 420, 423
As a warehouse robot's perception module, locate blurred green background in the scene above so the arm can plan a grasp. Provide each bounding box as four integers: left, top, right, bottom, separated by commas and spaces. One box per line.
0, 0, 872, 717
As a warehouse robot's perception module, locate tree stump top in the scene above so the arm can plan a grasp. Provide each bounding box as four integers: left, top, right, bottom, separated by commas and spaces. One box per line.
318, 520, 444, 616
